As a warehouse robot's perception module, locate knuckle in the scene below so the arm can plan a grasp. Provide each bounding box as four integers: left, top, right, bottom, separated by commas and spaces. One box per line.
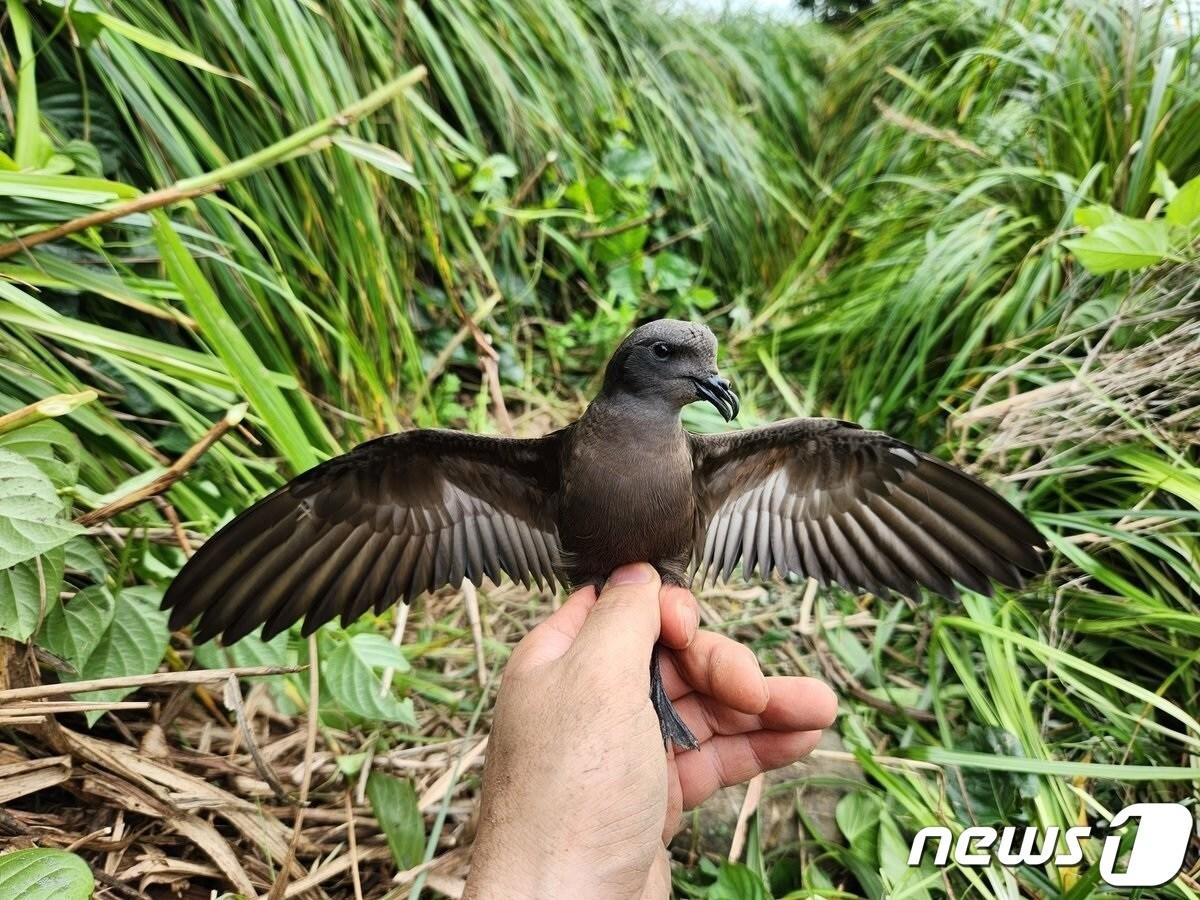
706, 638, 754, 687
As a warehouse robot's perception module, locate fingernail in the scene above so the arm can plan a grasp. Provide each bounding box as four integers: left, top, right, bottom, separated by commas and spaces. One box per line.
687, 604, 700, 639
609, 563, 653, 586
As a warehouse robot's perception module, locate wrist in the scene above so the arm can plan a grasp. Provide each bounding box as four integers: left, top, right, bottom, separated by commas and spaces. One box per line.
466, 814, 651, 900
465, 823, 587, 900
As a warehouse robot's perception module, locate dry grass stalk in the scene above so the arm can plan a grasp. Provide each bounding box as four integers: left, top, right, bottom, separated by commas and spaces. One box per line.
0, 664, 306, 701
0, 756, 71, 805
0, 185, 221, 261
728, 772, 764, 862
76, 404, 248, 527
267, 635, 322, 900
961, 288, 1200, 465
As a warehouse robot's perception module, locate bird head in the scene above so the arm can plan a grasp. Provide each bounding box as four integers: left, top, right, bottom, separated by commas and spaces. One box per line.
601, 319, 739, 421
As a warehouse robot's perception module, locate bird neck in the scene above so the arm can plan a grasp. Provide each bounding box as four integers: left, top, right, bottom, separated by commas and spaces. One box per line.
584, 387, 685, 438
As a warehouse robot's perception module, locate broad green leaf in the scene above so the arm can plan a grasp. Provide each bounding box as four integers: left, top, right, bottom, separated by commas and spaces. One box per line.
333, 135, 422, 191
835, 791, 882, 850
63, 536, 106, 583
0, 448, 82, 569
87, 466, 170, 508
566, 176, 616, 217
832, 791, 884, 897
686, 286, 718, 309
336, 752, 368, 776
707, 863, 771, 900
37, 584, 114, 668
606, 259, 642, 301
0, 849, 93, 900
325, 633, 416, 724
0, 545, 64, 641
195, 627, 294, 711
0, 419, 81, 488
605, 143, 656, 184
40, 586, 169, 724
344, 633, 410, 671
366, 772, 425, 869
597, 223, 649, 263
646, 251, 697, 292
1072, 204, 1117, 229
1165, 174, 1200, 232
1062, 218, 1169, 273
194, 627, 288, 669
30, 0, 102, 45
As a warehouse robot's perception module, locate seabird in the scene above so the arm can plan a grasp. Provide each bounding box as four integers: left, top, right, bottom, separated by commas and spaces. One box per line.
163, 319, 1045, 748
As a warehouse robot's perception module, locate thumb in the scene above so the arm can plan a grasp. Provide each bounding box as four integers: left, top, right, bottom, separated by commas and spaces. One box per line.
571, 563, 662, 667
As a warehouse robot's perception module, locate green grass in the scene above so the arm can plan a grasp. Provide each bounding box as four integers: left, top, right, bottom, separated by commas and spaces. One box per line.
1, 0, 1198, 897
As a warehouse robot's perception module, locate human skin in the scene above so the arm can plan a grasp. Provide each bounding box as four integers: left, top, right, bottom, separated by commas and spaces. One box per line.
463, 563, 839, 899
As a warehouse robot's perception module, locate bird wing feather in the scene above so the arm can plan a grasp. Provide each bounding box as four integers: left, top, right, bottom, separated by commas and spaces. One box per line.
163, 429, 563, 644
689, 419, 1044, 598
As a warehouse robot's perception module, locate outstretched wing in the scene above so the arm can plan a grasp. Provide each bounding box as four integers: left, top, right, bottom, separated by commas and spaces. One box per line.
689, 419, 1044, 598
163, 429, 564, 644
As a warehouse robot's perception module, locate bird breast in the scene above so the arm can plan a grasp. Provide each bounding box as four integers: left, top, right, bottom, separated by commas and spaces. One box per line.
557, 428, 696, 586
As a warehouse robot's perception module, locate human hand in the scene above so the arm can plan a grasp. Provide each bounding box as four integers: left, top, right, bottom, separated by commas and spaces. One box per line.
464, 563, 838, 900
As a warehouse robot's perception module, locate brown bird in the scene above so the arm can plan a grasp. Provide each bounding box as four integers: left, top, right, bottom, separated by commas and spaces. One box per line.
163, 319, 1045, 748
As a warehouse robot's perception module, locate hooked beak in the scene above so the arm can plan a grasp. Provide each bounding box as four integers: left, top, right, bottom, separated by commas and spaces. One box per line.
692, 373, 739, 421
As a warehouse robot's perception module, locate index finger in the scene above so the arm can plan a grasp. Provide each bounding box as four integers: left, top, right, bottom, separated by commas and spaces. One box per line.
507, 584, 598, 673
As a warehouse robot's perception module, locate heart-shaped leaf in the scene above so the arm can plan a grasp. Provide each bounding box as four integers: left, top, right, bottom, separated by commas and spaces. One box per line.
62, 536, 106, 584
38, 584, 116, 671
0, 448, 82, 570
324, 633, 415, 724
0, 545, 64, 641
37, 585, 169, 724
1063, 218, 1169, 274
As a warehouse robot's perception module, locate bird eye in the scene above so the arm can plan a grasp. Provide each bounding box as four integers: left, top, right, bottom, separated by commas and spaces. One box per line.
651, 342, 671, 360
